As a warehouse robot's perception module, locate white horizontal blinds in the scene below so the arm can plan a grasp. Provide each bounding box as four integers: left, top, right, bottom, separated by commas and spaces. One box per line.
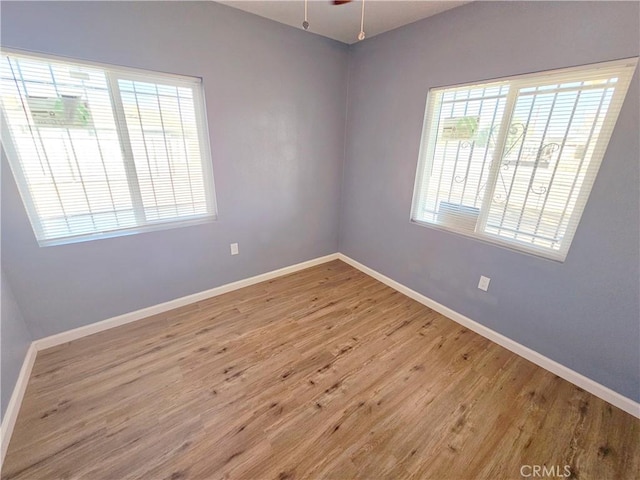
1, 51, 216, 245
1, 54, 134, 241
118, 77, 209, 223
412, 58, 637, 260
414, 82, 510, 230
482, 64, 636, 254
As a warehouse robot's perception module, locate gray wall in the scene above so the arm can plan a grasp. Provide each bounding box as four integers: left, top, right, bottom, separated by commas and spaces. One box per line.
1, 1, 638, 405
1, 271, 33, 419
339, 1, 640, 401
1, 1, 349, 338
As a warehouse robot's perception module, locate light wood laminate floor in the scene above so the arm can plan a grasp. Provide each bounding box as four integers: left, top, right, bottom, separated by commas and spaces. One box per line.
2, 260, 639, 479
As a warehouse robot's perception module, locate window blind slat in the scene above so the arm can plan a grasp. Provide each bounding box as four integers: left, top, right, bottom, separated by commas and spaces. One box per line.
0, 50, 217, 246
411, 58, 637, 261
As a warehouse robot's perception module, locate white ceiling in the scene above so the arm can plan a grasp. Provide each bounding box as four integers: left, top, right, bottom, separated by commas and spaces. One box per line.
216, 1, 471, 44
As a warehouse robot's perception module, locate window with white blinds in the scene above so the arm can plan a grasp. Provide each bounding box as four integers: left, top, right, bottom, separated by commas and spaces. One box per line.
411, 58, 637, 261
1, 50, 217, 246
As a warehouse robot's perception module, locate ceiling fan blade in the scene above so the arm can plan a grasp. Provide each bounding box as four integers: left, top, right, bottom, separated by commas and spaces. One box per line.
333, 1, 352, 5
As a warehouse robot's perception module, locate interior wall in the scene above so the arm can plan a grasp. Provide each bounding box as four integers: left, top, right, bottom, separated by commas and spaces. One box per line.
339, 1, 640, 401
1, 1, 349, 338
1, 1, 638, 405
1, 270, 32, 419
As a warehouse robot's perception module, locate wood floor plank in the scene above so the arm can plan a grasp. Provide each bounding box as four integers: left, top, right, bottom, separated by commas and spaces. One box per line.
2, 260, 638, 480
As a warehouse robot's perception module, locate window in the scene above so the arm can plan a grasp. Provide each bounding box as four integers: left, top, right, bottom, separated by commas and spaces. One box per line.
411, 58, 637, 261
1, 50, 217, 246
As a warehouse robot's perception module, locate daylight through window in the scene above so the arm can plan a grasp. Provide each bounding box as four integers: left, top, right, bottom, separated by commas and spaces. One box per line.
1, 51, 217, 246
411, 58, 637, 261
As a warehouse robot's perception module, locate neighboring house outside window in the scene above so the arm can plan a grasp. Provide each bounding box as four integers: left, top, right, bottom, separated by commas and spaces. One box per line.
411, 58, 637, 261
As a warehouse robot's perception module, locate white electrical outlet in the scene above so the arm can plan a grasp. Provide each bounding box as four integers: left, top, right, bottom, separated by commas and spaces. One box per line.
478, 275, 491, 292
230, 243, 239, 255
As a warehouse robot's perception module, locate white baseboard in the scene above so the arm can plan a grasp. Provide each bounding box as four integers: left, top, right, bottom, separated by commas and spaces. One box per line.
337, 253, 640, 419
1, 344, 37, 467
2, 250, 637, 467
33, 253, 339, 351
1, 253, 338, 464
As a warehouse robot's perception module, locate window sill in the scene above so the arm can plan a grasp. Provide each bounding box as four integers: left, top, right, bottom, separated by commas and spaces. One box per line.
410, 218, 567, 263
39, 214, 217, 247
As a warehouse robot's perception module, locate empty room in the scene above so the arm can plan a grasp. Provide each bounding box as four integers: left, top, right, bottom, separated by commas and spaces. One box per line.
1, 1, 638, 479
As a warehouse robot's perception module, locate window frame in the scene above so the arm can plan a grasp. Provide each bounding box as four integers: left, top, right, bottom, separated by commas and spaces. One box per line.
1, 48, 218, 247
410, 58, 638, 262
